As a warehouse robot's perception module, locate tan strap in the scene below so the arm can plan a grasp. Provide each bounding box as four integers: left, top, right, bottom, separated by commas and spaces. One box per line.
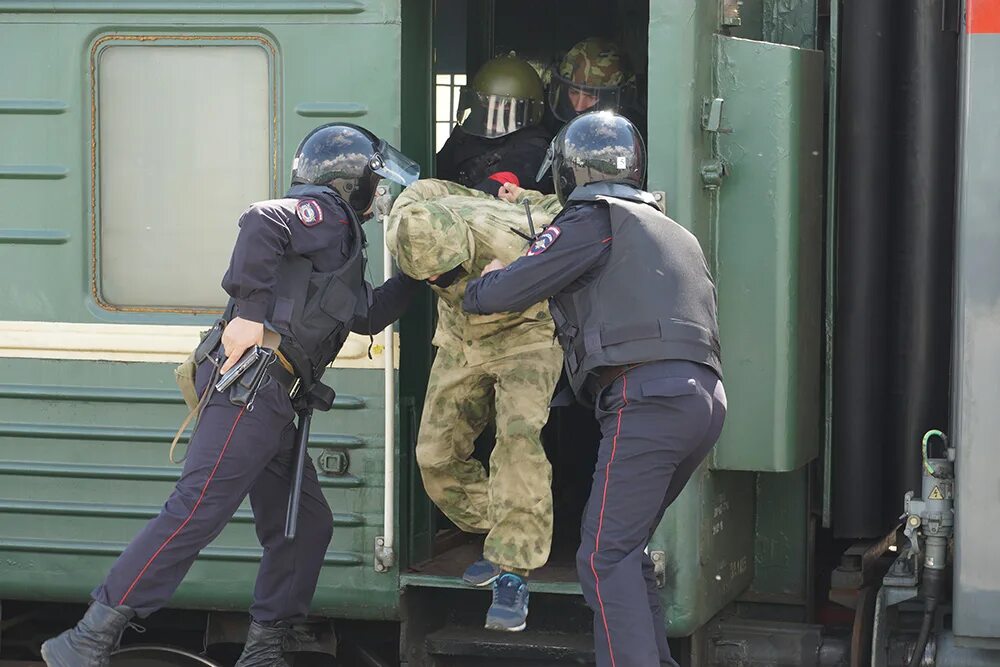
169, 373, 215, 464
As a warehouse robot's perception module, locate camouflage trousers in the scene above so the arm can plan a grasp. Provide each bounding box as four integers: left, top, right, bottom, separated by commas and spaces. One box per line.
416, 344, 562, 574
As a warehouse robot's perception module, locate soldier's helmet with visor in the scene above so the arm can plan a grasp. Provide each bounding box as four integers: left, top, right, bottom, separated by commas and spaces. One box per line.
455, 53, 546, 139
536, 110, 646, 204
548, 38, 634, 123
291, 122, 420, 217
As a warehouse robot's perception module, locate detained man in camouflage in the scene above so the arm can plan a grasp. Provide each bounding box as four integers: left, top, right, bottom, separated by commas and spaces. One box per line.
385, 179, 563, 632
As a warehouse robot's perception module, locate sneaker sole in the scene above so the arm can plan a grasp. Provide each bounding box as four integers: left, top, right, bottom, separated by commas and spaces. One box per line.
484, 620, 527, 632
464, 572, 501, 587
40, 643, 58, 667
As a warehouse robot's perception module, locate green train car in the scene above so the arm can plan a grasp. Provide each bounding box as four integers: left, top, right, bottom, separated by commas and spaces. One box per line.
1, 0, 998, 665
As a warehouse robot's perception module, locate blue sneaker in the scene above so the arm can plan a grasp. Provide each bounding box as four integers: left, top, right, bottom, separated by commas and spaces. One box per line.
463, 557, 502, 587
485, 573, 529, 632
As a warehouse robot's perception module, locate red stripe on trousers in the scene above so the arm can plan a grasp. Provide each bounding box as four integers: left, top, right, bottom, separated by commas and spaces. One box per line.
590, 375, 627, 667
118, 407, 246, 606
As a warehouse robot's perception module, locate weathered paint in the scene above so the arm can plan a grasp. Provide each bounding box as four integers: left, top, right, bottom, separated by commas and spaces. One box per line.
711, 35, 824, 472
0, 1, 403, 619
952, 20, 1000, 641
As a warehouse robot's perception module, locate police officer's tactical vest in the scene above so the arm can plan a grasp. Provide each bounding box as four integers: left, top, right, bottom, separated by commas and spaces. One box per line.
225, 187, 369, 398
550, 183, 723, 398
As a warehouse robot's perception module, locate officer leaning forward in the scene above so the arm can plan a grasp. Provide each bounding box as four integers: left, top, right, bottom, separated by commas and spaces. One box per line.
463, 111, 727, 667
436, 52, 554, 196
41, 123, 422, 667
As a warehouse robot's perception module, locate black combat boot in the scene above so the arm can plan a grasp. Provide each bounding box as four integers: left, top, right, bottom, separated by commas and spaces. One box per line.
234, 619, 292, 667
41, 601, 135, 667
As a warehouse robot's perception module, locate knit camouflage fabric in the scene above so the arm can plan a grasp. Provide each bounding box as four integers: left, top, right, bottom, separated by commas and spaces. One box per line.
416, 344, 561, 573
386, 179, 563, 365
386, 179, 564, 572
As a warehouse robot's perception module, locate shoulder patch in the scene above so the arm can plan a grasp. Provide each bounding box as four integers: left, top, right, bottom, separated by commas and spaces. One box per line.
526, 225, 561, 256
295, 199, 324, 227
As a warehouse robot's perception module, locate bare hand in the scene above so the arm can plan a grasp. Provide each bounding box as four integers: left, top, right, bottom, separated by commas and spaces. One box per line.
498, 182, 524, 203
220, 317, 264, 373
481, 259, 506, 276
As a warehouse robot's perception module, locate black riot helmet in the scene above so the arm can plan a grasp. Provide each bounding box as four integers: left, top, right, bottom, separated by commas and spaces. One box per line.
536, 110, 646, 204
291, 123, 420, 215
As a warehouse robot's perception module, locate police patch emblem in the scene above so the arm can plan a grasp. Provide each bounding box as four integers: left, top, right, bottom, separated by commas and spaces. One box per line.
526, 225, 561, 256
295, 199, 323, 226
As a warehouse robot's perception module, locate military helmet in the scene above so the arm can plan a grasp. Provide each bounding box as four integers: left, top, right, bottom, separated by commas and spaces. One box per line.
456, 53, 546, 138
291, 123, 420, 216
536, 111, 646, 204
549, 38, 633, 122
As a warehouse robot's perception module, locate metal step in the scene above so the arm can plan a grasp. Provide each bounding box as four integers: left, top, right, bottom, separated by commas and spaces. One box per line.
425, 625, 594, 662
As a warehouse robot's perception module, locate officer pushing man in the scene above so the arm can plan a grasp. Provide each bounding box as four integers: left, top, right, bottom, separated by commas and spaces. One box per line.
385, 178, 563, 632
41, 123, 422, 667
436, 52, 554, 196
464, 111, 727, 667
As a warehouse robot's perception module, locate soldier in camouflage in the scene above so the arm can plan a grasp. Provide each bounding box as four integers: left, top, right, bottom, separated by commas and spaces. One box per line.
385, 179, 563, 632
545, 37, 646, 136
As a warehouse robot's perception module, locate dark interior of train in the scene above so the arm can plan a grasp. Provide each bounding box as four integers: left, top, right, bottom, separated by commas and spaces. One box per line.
403, 0, 651, 582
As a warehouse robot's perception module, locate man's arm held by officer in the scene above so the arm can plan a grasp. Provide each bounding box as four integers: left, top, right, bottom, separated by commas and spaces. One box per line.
462, 204, 611, 316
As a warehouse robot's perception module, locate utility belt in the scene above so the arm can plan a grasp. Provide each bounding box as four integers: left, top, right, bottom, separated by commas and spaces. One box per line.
266, 356, 301, 399
585, 362, 648, 398
194, 323, 303, 406
171, 320, 304, 463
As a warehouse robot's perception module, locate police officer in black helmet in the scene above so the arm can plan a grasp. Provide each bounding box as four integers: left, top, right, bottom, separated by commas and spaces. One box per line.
42, 123, 422, 667
463, 111, 727, 667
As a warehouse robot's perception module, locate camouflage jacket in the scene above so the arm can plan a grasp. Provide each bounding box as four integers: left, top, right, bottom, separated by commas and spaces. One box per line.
386, 179, 563, 365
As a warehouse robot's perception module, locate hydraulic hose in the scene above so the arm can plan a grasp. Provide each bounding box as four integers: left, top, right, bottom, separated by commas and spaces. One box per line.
910, 567, 945, 667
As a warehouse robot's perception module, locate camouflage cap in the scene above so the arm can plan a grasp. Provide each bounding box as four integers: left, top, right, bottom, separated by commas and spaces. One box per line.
386, 198, 473, 281
558, 37, 630, 88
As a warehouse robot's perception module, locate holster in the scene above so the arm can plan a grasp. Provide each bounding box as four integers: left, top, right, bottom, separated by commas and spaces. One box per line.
174, 320, 225, 410
229, 348, 277, 407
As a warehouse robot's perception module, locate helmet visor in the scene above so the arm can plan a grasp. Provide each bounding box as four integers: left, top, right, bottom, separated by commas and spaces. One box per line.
456, 86, 544, 138
535, 137, 556, 183
548, 72, 623, 122
370, 140, 421, 187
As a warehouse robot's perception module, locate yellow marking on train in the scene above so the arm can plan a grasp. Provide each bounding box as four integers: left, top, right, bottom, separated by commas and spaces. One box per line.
0, 321, 398, 369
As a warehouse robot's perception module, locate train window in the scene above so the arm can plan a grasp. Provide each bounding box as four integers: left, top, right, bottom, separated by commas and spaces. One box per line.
95, 44, 272, 310
434, 73, 466, 151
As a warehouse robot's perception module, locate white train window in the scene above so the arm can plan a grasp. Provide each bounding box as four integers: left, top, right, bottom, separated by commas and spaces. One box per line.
96, 44, 271, 309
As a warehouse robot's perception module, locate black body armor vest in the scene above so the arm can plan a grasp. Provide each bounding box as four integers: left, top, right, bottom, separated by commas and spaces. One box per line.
225, 188, 370, 397
550, 184, 723, 398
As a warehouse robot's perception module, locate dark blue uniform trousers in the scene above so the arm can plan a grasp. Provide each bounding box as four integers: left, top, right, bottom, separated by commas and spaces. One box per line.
578, 360, 726, 667
91, 356, 334, 622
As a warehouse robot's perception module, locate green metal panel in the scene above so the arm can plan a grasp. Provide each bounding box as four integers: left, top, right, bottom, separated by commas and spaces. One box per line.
646, 0, 756, 635
762, 0, 819, 49
652, 469, 755, 636
0, 359, 399, 618
822, 0, 839, 529
647, 0, 719, 241
0, 3, 402, 324
398, 0, 437, 568
711, 35, 824, 472
0, 1, 404, 619
731, 0, 820, 48
746, 470, 810, 604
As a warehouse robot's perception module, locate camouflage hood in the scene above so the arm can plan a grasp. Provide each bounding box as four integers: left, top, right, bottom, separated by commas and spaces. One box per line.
386, 194, 474, 281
